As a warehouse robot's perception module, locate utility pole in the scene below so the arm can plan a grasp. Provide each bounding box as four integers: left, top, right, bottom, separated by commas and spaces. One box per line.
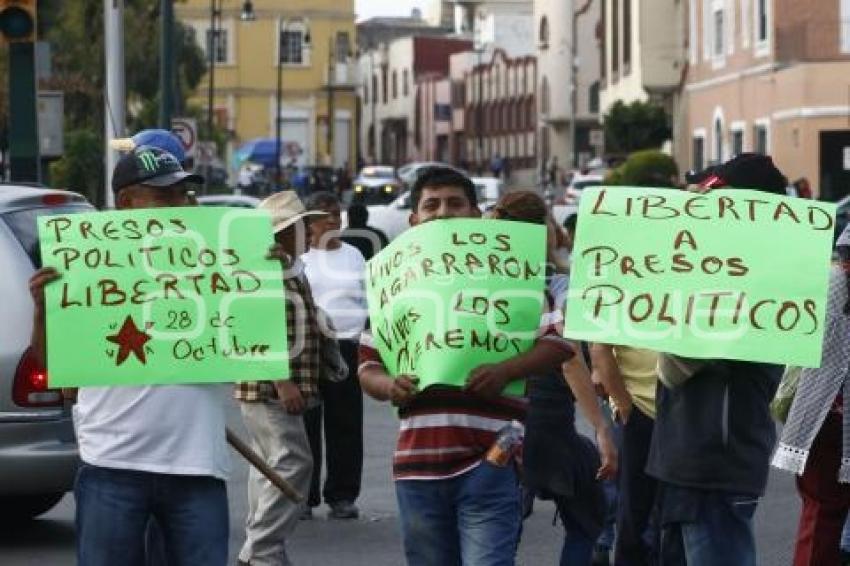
275, 17, 284, 189
159, 0, 174, 128
327, 35, 335, 168
104, 0, 126, 209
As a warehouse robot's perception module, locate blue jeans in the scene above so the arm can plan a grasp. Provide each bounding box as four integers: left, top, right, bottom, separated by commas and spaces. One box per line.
74, 464, 229, 566
557, 503, 596, 565
396, 461, 522, 566
659, 488, 758, 566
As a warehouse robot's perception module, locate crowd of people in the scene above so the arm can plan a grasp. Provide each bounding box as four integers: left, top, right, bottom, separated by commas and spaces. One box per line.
25, 129, 850, 566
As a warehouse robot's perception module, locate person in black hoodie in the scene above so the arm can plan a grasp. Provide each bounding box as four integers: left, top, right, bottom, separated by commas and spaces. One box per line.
646, 154, 788, 566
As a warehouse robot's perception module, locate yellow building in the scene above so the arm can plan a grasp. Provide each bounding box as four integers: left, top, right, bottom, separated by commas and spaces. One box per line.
176, 0, 357, 174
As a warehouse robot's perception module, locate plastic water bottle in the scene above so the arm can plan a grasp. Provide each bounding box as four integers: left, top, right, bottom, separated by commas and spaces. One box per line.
485, 420, 524, 467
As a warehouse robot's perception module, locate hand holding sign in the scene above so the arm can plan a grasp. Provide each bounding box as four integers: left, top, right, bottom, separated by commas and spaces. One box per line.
365, 219, 547, 396
565, 186, 836, 367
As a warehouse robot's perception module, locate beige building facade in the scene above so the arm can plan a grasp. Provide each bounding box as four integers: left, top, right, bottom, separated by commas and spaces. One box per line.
684, 0, 850, 199
176, 0, 358, 172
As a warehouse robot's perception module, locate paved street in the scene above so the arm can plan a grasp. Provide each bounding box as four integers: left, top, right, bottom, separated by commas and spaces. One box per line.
1, 397, 799, 565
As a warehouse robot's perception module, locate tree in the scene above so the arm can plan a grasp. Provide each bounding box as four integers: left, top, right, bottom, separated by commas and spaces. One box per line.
603, 100, 671, 155
49, 129, 103, 203
35, 0, 207, 204
605, 149, 679, 188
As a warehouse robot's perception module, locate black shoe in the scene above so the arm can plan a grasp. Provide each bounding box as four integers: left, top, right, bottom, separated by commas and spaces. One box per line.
328, 500, 359, 519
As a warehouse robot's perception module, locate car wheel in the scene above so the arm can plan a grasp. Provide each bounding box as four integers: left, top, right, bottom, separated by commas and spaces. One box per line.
0, 493, 65, 521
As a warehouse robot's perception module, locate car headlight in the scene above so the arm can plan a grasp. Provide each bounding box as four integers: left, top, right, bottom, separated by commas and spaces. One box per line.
384, 185, 395, 193
354, 185, 364, 193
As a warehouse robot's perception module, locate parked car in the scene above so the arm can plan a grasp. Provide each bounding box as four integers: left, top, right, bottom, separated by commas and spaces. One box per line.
197, 194, 261, 208
472, 176, 505, 210
561, 173, 604, 205
351, 166, 403, 205
0, 185, 91, 519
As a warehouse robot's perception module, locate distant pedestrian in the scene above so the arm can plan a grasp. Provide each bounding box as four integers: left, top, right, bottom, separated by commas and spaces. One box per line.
301, 192, 368, 520
490, 152, 505, 179
341, 203, 389, 260
235, 191, 328, 566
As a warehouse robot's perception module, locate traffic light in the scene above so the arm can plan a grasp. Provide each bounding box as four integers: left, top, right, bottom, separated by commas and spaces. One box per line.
0, 0, 36, 43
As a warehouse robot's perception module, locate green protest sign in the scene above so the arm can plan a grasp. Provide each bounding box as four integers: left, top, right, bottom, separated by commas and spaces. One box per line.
564, 186, 836, 367
365, 219, 547, 396
38, 207, 289, 387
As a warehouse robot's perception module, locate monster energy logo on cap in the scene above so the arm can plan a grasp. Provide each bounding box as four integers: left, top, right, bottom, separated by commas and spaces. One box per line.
137, 150, 158, 172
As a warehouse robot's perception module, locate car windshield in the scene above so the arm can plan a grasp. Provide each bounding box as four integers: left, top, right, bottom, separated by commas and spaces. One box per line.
1, 205, 91, 268
362, 167, 395, 178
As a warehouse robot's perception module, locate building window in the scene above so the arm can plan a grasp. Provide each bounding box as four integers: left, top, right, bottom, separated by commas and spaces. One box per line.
539, 16, 550, 48
372, 75, 378, 104
623, 0, 632, 72
392, 71, 398, 99
713, 8, 725, 57
842, 0, 850, 53
540, 76, 550, 115
688, 0, 698, 63
363, 82, 368, 104
612, 0, 620, 76
713, 116, 724, 163
381, 68, 388, 103
403, 69, 409, 97
692, 135, 705, 172
600, 0, 607, 80
741, 0, 751, 48
589, 81, 600, 114
280, 30, 305, 64
206, 28, 228, 64
335, 32, 350, 63
756, 0, 768, 43
754, 122, 769, 154
731, 128, 744, 156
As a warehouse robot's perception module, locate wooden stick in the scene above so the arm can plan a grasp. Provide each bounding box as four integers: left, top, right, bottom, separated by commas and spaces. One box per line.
226, 427, 303, 503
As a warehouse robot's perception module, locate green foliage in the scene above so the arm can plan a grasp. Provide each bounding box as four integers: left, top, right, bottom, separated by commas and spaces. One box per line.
606, 150, 679, 188
603, 100, 671, 154
49, 129, 104, 205
26, 0, 211, 201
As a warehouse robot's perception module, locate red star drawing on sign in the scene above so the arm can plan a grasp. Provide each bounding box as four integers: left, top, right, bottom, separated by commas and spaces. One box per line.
106, 316, 153, 366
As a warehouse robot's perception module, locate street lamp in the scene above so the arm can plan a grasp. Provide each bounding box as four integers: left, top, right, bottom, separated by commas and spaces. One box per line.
240, 1, 254, 20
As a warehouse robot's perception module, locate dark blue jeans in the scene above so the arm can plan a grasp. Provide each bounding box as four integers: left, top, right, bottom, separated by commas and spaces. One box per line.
615, 407, 658, 565
658, 486, 758, 566
396, 461, 522, 566
74, 464, 229, 566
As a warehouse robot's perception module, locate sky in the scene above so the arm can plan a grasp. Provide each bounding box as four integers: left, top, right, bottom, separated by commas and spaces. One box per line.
356, 0, 427, 21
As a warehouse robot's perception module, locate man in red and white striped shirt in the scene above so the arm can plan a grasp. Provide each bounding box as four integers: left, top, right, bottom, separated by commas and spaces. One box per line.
358, 167, 574, 566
